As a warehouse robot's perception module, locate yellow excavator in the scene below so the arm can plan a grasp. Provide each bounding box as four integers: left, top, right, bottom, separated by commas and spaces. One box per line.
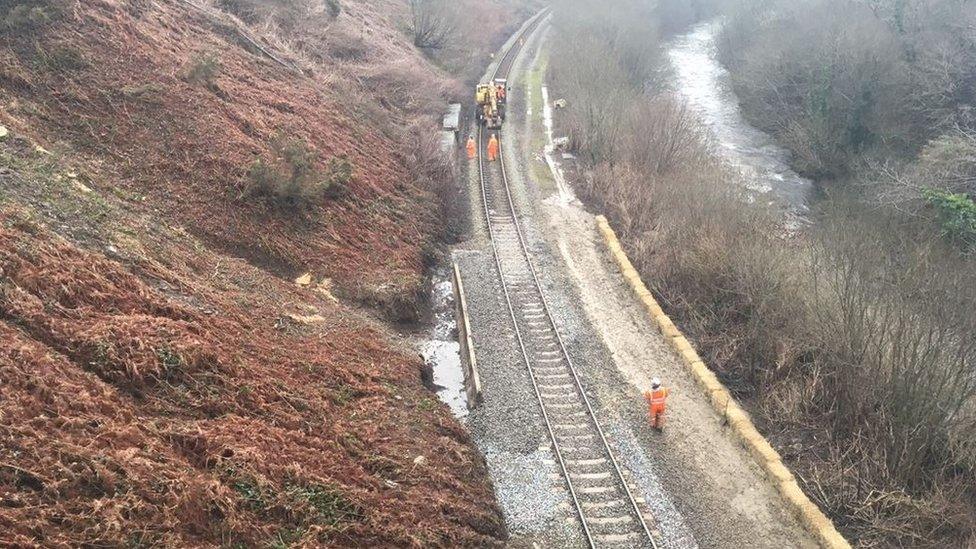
476, 79, 508, 129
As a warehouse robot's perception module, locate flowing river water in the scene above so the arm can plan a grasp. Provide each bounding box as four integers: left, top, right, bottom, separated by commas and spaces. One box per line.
667, 20, 813, 216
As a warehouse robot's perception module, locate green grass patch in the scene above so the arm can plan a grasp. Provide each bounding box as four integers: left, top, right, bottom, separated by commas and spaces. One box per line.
286, 482, 361, 529
231, 475, 271, 512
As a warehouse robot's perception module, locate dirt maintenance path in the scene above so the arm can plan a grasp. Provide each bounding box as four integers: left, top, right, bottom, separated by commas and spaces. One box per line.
456, 15, 817, 549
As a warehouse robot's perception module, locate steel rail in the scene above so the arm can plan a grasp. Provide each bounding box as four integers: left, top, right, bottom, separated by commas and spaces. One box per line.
475, 10, 658, 549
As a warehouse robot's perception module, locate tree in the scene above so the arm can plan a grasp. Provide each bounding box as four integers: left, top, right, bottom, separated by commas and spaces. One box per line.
408, 0, 457, 50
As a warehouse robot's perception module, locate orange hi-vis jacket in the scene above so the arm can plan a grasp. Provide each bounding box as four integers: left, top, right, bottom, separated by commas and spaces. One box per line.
466, 138, 477, 159
645, 387, 669, 413
487, 136, 499, 158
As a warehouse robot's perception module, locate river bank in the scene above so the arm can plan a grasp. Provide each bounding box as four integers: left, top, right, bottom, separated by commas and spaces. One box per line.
667, 20, 812, 222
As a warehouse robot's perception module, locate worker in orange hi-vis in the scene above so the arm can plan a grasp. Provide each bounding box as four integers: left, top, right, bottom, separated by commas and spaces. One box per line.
644, 378, 670, 431
487, 134, 499, 162
466, 135, 477, 160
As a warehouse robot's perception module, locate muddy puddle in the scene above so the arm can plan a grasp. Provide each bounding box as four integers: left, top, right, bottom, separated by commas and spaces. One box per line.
420, 265, 468, 419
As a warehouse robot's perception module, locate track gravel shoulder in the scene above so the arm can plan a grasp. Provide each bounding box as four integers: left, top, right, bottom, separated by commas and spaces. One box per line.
457, 15, 817, 549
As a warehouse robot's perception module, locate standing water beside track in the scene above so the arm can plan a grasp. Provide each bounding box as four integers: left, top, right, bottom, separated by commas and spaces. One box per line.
668, 20, 813, 219
420, 265, 469, 419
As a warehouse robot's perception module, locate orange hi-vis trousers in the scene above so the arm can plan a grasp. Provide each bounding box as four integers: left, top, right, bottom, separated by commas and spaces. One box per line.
645, 388, 669, 429
487, 138, 499, 162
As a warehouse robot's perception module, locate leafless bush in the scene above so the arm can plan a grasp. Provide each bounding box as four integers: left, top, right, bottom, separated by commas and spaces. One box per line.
408, 0, 459, 51
864, 127, 976, 220
244, 135, 351, 210
549, 0, 664, 164
1, 0, 63, 34
215, 0, 332, 30
717, 0, 907, 178
183, 52, 221, 89
914, 129, 976, 197
809, 206, 976, 479
718, 0, 976, 185
361, 59, 456, 120
622, 97, 707, 175
402, 122, 462, 240
552, 1, 976, 543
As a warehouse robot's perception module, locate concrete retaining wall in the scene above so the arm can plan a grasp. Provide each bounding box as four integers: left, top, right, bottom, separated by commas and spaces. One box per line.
453, 262, 483, 409
595, 215, 850, 549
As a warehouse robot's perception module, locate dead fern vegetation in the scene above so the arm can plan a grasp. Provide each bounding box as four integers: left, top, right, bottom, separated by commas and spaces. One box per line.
0, 0, 527, 544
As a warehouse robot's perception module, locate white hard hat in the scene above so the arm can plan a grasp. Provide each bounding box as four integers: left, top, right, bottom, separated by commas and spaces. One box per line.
651, 378, 661, 388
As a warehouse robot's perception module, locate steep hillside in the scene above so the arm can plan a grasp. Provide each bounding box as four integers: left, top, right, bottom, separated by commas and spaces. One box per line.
2, 0, 457, 317
0, 0, 523, 545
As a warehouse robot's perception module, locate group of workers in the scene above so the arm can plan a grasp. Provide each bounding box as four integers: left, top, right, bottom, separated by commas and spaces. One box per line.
466, 134, 499, 162
466, 138, 673, 433
462, 102, 674, 434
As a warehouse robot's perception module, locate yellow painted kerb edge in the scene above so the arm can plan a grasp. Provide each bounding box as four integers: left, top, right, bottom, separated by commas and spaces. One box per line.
594, 215, 850, 549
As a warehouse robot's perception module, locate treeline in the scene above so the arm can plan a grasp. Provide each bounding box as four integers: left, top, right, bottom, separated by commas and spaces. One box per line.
719, 0, 976, 247
548, 0, 976, 546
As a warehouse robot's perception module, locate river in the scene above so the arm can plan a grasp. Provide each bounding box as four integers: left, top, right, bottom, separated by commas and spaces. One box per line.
667, 20, 812, 216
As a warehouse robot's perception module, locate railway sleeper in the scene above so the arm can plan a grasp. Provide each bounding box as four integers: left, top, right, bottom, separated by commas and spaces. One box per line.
557, 433, 597, 441
586, 515, 635, 527
570, 471, 613, 481
552, 422, 590, 431
592, 531, 645, 545
538, 383, 575, 391
577, 485, 618, 495
566, 457, 608, 466
545, 402, 583, 411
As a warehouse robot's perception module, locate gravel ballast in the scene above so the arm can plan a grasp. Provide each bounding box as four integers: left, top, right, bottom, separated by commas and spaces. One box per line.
454, 14, 816, 549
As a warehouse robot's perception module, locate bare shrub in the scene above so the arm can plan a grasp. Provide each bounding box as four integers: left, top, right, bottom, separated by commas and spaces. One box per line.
216, 0, 261, 23
361, 59, 456, 121
621, 97, 707, 175
408, 0, 459, 51
402, 122, 461, 240
915, 130, 976, 198
796, 204, 976, 545
325, 0, 340, 18
244, 135, 351, 209
809, 206, 976, 484
37, 45, 88, 72
1, 0, 62, 34
551, 2, 976, 544
718, 0, 976, 184
549, 0, 663, 165
717, 0, 907, 178
864, 128, 976, 233
183, 52, 221, 89
216, 0, 335, 29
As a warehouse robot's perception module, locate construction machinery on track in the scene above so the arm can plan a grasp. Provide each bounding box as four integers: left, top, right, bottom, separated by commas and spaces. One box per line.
476, 78, 508, 129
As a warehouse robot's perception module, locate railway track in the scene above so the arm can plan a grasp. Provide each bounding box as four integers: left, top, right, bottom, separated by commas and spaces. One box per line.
475, 11, 661, 549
